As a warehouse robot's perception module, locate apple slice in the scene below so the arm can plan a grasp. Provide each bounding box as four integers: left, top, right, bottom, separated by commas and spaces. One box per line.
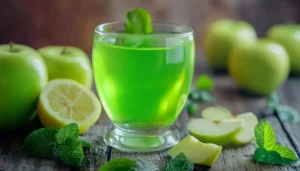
168, 135, 222, 167
188, 118, 244, 145
232, 112, 258, 145
201, 106, 234, 121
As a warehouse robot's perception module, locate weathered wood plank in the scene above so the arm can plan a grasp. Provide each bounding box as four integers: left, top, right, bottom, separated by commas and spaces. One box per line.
278, 78, 300, 155
0, 117, 110, 171
191, 75, 300, 171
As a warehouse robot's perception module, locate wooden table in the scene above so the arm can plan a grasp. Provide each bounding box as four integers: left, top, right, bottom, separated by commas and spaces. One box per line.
1, 57, 300, 171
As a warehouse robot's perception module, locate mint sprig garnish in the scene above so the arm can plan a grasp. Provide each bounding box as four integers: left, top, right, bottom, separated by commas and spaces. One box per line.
164, 153, 194, 171
125, 8, 152, 34
55, 123, 79, 144
266, 92, 300, 123
254, 120, 298, 164
23, 128, 58, 157
23, 123, 91, 167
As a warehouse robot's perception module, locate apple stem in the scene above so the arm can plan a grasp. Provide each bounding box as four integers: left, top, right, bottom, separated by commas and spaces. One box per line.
61, 47, 67, 55
9, 42, 14, 52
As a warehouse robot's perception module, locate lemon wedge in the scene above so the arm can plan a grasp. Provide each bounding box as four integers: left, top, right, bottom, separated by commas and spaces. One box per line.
37, 79, 101, 134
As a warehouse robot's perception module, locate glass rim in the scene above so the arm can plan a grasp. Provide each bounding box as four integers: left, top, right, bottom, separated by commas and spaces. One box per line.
95, 22, 193, 38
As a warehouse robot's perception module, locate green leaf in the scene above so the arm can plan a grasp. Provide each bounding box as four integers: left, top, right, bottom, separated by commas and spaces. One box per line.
272, 144, 299, 164
125, 8, 152, 34
164, 153, 194, 171
267, 92, 280, 109
55, 123, 79, 144
275, 105, 300, 123
196, 75, 214, 90
57, 138, 84, 167
78, 137, 92, 148
98, 158, 157, 171
186, 102, 199, 115
254, 146, 298, 165
23, 128, 58, 157
254, 147, 283, 164
188, 90, 215, 102
254, 120, 276, 150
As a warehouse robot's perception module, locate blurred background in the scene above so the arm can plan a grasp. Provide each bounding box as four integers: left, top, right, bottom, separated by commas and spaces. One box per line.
0, 0, 300, 54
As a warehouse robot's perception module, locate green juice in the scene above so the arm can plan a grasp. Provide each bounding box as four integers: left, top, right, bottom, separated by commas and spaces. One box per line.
93, 35, 194, 130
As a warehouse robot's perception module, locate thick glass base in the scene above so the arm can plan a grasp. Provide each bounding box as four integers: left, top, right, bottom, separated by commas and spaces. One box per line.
104, 126, 180, 152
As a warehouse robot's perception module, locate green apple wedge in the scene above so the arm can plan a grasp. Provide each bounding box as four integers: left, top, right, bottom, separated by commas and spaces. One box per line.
168, 135, 222, 167
38, 46, 92, 88
188, 118, 244, 146
201, 106, 234, 121
232, 112, 258, 145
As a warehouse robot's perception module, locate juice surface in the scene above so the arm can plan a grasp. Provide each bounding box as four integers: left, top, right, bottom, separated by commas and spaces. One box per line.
93, 35, 194, 129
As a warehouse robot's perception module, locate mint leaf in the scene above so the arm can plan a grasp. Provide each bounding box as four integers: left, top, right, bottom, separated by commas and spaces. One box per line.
57, 138, 84, 167
164, 153, 194, 171
55, 123, 79, 144
275, 105, 300, 123
186, 102, 199, 115
196, 75, 214, 90
188, 90, 215, 102
267, 92, 280, 109
99, 158, 157, 171
23, 128, 58, 157
78, 137, 92, 148
254, 147, 282, 164
125, 8, 152, 34
272, 144, 298, 164
254, 120, 276, 150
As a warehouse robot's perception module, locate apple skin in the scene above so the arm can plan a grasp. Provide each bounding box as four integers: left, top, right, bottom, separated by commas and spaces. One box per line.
38, 46, 92, 88
188, 119, 244, 146
168, 135, 222, 166
204, 19, 257, 70
267, 25, 300, 75
228, 39, 289, 96
0, 44, 48, 130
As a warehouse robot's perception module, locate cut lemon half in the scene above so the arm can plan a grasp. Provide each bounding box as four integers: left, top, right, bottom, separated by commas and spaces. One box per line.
37, 79, 101, 134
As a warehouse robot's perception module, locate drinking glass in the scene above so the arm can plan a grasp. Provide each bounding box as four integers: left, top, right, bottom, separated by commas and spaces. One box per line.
92, 22, 194, 152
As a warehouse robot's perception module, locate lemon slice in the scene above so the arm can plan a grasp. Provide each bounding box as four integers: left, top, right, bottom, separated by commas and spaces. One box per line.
37, 79, 101, 134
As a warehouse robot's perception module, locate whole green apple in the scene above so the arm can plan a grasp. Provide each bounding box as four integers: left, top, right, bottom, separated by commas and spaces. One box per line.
0, 44, 48, 130
38, 46, 92, 88
228, 39, 289, 95
267, 25, 300, 75
204, 19, 257, 70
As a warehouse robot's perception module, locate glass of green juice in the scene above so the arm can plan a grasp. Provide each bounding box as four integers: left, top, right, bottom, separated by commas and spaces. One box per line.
92, 22, 194, 152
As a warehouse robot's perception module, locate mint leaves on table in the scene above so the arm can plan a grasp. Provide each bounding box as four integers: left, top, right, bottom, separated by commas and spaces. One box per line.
186, 75, 215, 115
164, 153, 194, 171
254, 120, 298, 165
23, 123, 91, 167
275, 105, 300, 123
23, 128, 58, 157
98, 158, 158, 171
266, 91, 300, 123
125, 8, 153, 34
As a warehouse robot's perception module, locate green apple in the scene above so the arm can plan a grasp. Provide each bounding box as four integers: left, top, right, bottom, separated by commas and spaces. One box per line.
267, 25, 300, 75
38, 46, 92, 88
201, 106, 234, 121
0, 44, 48, 129
188, 118, 244, 146
232, 112, 258, 145
228, 39, 289, 95
168, 135, 222, 166
204, 19, 257, 70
